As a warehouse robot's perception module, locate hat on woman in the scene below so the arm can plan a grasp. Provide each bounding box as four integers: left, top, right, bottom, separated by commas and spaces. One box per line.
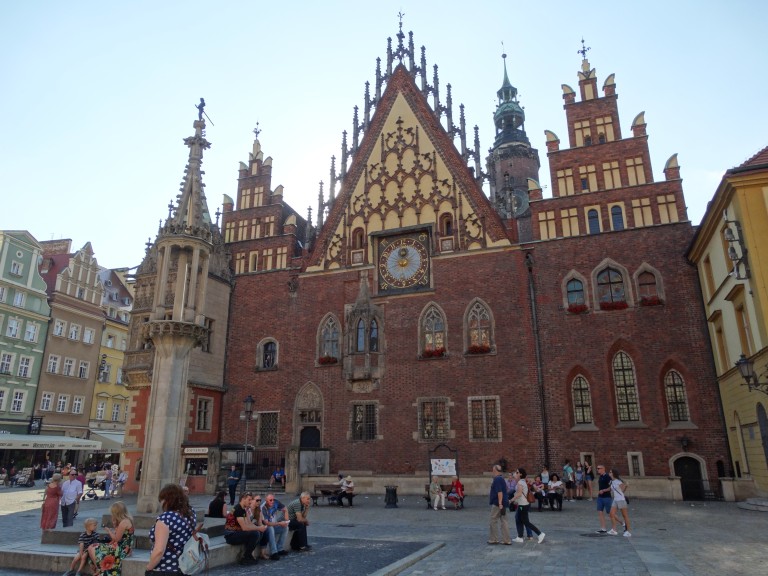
345, 475, 352, 482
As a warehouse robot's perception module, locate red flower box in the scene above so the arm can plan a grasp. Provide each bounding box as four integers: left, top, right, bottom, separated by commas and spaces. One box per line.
467, 344, 491, 355
599, 300, 628, 311
318, 355, 338, 365
567, 303, 588, 314
639, 296, 663, 307
422, 347, 446, 358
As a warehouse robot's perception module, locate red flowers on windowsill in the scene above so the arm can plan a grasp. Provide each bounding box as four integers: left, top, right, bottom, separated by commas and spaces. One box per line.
567, 304, 589, 314
599, 300, 629, 311
421, 347, 446, 359
318, 355, 338, 365
639, 296, 663, 307
466, 344, 491, 355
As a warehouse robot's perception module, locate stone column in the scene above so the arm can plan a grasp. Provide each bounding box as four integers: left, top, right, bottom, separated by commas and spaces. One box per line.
136, 329, 197, 513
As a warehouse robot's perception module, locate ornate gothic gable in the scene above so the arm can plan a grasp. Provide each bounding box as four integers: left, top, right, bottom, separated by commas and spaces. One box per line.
308, 65, 509, 271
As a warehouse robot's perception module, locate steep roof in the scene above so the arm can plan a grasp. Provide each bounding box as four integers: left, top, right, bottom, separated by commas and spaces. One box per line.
309, 64, 508, 268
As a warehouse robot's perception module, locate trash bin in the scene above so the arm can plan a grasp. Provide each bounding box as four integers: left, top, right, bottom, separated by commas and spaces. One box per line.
385, 485, 398, 508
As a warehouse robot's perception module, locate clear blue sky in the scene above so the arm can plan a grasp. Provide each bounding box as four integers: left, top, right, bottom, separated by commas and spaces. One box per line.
2, 1, 765, 269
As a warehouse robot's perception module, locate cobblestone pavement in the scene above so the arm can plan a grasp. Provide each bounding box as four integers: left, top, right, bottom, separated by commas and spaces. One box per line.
1, 486, 767, 575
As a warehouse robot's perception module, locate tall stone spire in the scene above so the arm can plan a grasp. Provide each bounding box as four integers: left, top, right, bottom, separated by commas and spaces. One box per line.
135, 115, 216, 513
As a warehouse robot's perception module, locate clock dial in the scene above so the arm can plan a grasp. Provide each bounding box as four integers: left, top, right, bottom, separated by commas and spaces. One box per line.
511, 189, 529, 218
378, 236, 430, 290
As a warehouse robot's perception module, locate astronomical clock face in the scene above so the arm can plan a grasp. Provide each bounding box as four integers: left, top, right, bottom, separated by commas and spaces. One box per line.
378, 233, 430, 293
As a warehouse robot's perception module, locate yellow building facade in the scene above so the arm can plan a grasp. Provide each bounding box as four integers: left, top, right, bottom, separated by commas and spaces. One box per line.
688, 146, 768, 497
88, 268, 133, 458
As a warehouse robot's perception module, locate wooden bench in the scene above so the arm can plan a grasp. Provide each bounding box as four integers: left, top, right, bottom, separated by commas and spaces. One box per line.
423, 483, 456, 509
310, 483, 340, 506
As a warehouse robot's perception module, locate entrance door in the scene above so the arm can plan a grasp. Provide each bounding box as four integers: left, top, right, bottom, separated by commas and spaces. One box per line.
674, 456, 704, 500
300, 426, 321, 448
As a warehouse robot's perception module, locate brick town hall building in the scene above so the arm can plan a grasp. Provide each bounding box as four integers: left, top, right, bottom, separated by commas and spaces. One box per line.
120, 29, 729, 500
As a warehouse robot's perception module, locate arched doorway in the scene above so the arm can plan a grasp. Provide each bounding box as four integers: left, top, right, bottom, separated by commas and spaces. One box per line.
674, 456, 704, 500
300, 426, 321, 448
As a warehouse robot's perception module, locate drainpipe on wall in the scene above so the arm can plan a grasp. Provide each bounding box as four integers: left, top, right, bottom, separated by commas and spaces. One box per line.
526, 252, 549, 466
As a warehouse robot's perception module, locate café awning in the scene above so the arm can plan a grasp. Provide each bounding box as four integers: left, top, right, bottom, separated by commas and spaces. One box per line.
89, 431, 124, 452
0, 434, 102, 450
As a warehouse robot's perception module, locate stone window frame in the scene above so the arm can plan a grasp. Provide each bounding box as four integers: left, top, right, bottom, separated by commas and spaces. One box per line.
464, 298, 496, 355
255, 337, 279, 371
467, 395, 502, 442
609, 203, 626, 231
349, 401, 380, 442
571, 375, 594, 425
72, 396, 84, 415
196, 396, 213, 432
316, 313, 341, 364
592, 259, 633, 309
562, 270, 590, 310
418, 303, 448, 358
612, 351, 642, 424
633, 263, 665, 304
664, 370, 691, 424
415, 396, 452, 441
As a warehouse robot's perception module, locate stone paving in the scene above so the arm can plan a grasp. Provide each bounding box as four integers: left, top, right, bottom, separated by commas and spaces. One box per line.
1, 484, 767, 575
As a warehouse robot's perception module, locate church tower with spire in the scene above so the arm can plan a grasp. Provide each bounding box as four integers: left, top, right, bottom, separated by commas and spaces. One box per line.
122, 115, 232, 512
486, 53, 541, 239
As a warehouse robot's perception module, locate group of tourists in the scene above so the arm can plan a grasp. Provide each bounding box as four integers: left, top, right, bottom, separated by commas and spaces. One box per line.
489, 461, 632, 545
212, 490, 312, 564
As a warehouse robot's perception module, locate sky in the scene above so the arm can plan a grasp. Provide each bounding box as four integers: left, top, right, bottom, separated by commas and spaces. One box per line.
1, 1, 766, 270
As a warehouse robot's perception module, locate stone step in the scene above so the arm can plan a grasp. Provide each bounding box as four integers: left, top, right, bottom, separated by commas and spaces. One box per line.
41, 515, 227, 549
0, 536, 240, 576
736, 497, 768, 512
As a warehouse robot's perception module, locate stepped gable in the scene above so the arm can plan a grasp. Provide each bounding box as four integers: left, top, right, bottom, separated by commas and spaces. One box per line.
309, 63, 509, 269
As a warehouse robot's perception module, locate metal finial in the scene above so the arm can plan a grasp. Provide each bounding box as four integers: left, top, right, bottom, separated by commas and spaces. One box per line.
253, 122, 261, 138
214, 207, 221, 226
501, 41, 506, 60
398, 10, 405, 31
167, 200, 174, 219
578, 38, 591, 60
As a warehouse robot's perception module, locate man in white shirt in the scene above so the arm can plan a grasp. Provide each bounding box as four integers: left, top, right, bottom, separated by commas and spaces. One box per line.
61, 470, 83, 527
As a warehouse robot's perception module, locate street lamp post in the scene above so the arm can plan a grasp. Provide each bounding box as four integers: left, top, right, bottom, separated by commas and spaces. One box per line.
242, 395, 255, 495
735, 354, 768, 395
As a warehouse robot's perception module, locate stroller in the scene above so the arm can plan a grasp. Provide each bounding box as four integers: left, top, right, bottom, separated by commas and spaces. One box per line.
83, 474, 106, 500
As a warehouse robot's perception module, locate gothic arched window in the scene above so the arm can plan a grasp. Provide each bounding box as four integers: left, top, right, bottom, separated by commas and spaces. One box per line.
613, 352, 640, 422
597, 267, 625, 304
422, 306, 446, 354
319, 316, 339, 360
588, 209, 601, 234
356, 319, 365, 352
256, 338, 278, 370
664, 370, 690, 422
638, 271, 658, 299
466, 300, 493, 354
611, 205, 625, 230
352, 228, 365, 249
566, 279, 585, 305
572, 376, 593, 424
